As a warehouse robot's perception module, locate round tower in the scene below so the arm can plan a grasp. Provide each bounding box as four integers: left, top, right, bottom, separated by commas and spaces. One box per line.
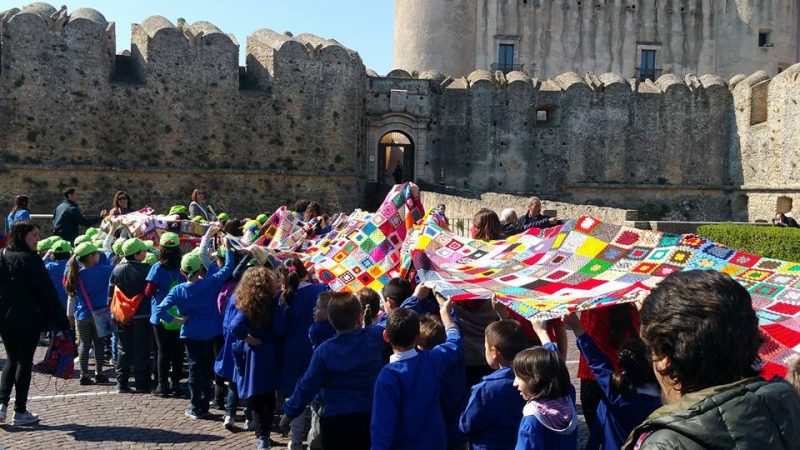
393, 0, 477, 77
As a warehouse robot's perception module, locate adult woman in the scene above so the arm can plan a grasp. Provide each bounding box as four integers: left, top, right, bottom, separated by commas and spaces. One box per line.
189, 189, 217, 222
109, 191, 133, 217
0, 222, 69, 426
624, 270, 800, 449
471, 208, 503, 241
6, 195, 31, 231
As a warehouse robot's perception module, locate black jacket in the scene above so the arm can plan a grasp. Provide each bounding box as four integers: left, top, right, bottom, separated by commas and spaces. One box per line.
0, 247, 69, 333
504, 212, 558, 236
623, 377, 800, 450
52, 200, 100, 243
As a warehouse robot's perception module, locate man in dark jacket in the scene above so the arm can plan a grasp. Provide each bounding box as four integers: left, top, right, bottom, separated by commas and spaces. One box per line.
52, 187, 106, 243
623, 270, 800, 450
504, 197, 560, 236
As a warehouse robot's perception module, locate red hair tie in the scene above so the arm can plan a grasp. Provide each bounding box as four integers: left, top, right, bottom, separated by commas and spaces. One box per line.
287, 266, 297, 273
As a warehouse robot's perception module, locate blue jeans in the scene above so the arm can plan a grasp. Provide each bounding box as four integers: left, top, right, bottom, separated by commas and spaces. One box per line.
226, 382, 252, 420
184, 339, 215, 413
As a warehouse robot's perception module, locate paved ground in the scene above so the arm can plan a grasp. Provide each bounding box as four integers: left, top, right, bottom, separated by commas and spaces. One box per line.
0, 336, 588, 449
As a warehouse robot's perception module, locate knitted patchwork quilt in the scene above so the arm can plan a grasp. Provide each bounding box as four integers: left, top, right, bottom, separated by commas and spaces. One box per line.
410, 215, 800, 377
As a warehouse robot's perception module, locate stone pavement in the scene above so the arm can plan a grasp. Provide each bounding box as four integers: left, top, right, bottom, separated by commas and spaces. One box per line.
0, 337, 589, 449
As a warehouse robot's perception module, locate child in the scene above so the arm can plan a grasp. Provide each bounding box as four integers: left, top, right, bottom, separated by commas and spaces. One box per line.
144, 232, 186, 397
230, 267, 282, 450
370, 299, 463, 450
156, 230, 234, 420
274, 257, 329, 449
356, 287, 382, 327
305, 291, 338, 450
563, 312, 660, 450
381, 278, 438, 320
109, 238, 153, 393
64, 242, 113, 385
281, 293, 386, 450
418, 315, 468, 450
44, 239, 72, 312
460, 319, 529, 450
512, 319, 577, 450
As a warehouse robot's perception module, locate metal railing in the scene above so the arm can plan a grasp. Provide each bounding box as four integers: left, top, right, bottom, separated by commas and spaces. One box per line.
635, 67, 663, 82
490, 63, 525, 74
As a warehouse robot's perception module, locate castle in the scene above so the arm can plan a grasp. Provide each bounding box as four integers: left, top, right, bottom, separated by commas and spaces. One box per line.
0, 2, 798, 223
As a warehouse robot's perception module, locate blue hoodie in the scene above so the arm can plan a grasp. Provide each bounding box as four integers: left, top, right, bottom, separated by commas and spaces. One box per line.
156, 250, 234, 340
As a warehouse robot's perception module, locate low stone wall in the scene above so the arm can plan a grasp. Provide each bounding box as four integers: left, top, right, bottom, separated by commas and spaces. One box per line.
421, 190, 637, 224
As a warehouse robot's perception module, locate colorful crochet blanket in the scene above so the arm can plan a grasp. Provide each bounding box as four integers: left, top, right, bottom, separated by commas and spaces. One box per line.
409, 215, 800, 377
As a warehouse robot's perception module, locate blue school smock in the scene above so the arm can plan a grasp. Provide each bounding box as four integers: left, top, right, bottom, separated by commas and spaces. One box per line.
460, 366, 526, 450
73, 263, 114, 321
309, 320, 336, 349
45, 259, 69, 311
230, 306, 281, 399
441, 342, 468, 449
6, 209, 30, 230
576, 334, 661, 450
214, 292, 240, 379
514, 397, 578, 450
400, 293, 439, 316
284, 326, 385, 419
146, 262, 185, 325
370, 325, 463, 450
155, 250, 234, 340
274, 282, 330, 395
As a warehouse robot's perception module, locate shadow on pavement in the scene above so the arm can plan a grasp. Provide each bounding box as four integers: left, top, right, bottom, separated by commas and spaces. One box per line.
4, 423, 225, 444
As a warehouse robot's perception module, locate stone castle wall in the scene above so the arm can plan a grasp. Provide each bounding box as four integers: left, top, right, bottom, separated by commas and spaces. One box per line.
1, 3, 799, 224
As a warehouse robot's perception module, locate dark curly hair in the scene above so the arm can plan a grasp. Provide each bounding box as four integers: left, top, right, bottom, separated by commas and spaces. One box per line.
641, 270, 762, 395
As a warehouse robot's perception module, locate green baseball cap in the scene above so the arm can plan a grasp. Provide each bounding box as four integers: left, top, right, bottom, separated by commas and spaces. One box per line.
169, 205, 188, 216
85, 227, 100, 238
192, 216, 205, 223
74, 235, 91, 246
112, 238, 126, 257
74, 242, 99, 258
51, 240, 73, 254
181, 252, 203, 275
37, 236, 60, 252
218, 212, 230, 221
256, 214, 268, 224
122, 238, 147, 257
159, 232, 180, 248
143, 253, 157, 265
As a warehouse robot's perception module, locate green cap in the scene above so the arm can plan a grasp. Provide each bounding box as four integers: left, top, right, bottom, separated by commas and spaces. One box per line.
159, 232, 180, 248
218, 212, 230, 221
169, 205, 188, 216
85, 227, 100, 238
192, 216, 205, 223
74, 234, 91, 246
122, 238, 147, 257
112, 238, 126, 257
74, 242, 99, 258
144, 240, 155, 250
37, 236, 60, 252
256, 214, 268, 224
51, 240, 73, 255
181, 252, 203, 275
143, 253, 157, 265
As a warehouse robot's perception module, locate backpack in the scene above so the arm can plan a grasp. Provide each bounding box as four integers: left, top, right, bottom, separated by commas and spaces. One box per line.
110, 286, 145, 325
160, 273, 185, 331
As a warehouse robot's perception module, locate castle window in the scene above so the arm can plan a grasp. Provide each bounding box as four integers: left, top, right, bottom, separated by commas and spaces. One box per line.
493, 44, 516, 73
535, 105, 559, 127
758, 29, 772, 47
636, 49, 659, 82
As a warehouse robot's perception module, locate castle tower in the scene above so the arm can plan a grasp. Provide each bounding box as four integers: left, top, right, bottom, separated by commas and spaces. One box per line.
393, 0, 799, 80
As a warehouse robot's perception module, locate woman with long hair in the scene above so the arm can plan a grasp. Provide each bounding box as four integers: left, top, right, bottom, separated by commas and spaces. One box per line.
230, 267, 282, 449
189, 189, 217, 222
471, 208, 503, 241
6, 195, 31, 231
0, 222, 69, 426
109, 191, 133, 217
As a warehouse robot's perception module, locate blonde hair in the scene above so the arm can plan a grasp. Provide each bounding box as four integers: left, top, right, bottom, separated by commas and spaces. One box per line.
787, 357, 800, 392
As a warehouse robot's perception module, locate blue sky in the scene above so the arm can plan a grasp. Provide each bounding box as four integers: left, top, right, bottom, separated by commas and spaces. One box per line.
0, 1, 396, 74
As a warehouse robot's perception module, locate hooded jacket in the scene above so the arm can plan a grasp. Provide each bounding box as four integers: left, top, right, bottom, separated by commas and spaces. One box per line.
623, 377, 800, 450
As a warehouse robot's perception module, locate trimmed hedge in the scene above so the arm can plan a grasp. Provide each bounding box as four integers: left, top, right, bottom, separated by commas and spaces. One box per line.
696, 224, 800, 262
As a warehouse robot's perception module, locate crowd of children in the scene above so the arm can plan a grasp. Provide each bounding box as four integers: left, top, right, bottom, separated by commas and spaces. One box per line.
3, 190, 800, 450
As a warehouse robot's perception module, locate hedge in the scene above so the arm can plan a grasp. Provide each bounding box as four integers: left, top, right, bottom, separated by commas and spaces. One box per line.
696, 224, 800, 262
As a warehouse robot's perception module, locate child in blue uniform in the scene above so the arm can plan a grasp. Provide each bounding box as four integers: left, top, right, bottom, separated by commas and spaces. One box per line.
563, 313, 661, 450
273, 257, 329, 449
156, 234, 234, 420
460, 319, 529, 450
44, 239, 72, 311
64, 242, 114, 385
512, 319, 577, 450
229, 267, 282, 450
280, 292, 385, 450
370, 299, 463, 450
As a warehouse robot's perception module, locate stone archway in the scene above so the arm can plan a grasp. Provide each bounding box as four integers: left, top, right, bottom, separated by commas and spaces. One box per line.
378, 131, 415, 185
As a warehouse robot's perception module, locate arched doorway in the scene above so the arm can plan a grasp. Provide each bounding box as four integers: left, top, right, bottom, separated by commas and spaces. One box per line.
378, 131, 415, 185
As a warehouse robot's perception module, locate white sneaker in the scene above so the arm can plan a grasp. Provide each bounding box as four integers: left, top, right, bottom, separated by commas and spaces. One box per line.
223, 414, 235, 431
11, 410, 39, 426
245, 419, 253, 431
0, 404, 7, 423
